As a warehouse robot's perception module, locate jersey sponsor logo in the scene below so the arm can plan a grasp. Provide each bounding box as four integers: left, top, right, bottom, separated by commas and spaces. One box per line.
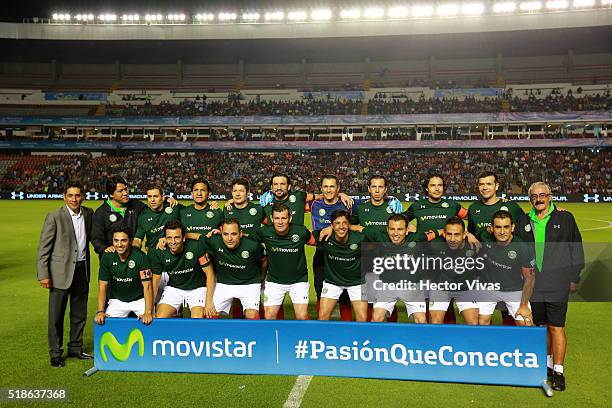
508, 250, 517, 260
186, 213, 192, 217
420, 205, 426, 209
441, 202, 449, 208
128, 260, 136, 268
553, 224, 561, 229
165, 207, 173, 214
206, 211, 214, 219
364, 208, 370, 212
420, 214, 447, 221
350, 243, 358, 250
365, 221, 387, 226
319, 208, 326, 216
112, 261, 118, 266
219, 260, 246, 270
270, 246, 299, 253
500, 206, 509, 212
109, 214, 118, 222
113, 276, 134, 282
475, 209, 481, 213
185, 252, 194, 260
217, 248, 224, 253
241, 250, 250, 259
249, 207, 258, 216
99, 328, 145, 363
165, 258, 172, 263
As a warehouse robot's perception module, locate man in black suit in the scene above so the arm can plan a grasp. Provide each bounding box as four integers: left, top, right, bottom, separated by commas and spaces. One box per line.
37, 180, 93, 367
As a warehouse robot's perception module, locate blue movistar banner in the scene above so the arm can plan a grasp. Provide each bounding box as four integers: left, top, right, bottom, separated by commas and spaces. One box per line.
94, 319, 546, 387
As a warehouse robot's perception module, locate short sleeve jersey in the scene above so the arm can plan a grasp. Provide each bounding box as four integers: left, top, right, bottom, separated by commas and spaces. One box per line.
135, 203, 180, 249
313, 230, 365, 287
99, 249, 151, 302
263, 190, 309, 226
351, 201, 394, 232
252, 223, 312, 284
481, 236, 535, 292
179, 203, 223, 235
404, 198, 467, 236
223, 202, 264, 236
204, 235, 264, 285
468, 200, 525, 241
149, 237, 210, 290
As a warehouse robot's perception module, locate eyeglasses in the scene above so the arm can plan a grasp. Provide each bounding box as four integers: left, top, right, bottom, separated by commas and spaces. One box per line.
529, 193, 551, 201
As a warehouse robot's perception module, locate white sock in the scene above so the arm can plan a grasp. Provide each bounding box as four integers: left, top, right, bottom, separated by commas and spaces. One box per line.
553, 364, 564, 374
547, 355, 553, 369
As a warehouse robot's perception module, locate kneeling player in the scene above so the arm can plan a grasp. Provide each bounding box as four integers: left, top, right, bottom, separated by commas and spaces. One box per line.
95, 226, 154, 325
252, 203, 316, 320
429, 217, 479, 325
150, 220, 217, 318
478, 211, 535, 326
207, 218, 267, 319
315, 210, 367, 322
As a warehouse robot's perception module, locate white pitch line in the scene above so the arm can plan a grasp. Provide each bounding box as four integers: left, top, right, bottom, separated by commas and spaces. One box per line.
283, 375, 313, 408
580, 218, 612, 232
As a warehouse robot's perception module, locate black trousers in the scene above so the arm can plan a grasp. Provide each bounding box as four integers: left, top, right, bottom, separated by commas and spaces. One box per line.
48, 262, 89, 358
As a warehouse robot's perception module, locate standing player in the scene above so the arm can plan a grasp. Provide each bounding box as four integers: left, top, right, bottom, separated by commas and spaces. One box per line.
468, 171, 526, 326
206, 219, 267, 319
252, 203, 316, 320
149, 220, 217, 318
223, 178, 264, 236
95, 226, 153, 325
478, 211, 535, 326
314, 210, 368, 322
133, 184, 180, 250
179, 179, 223, 236
428, 217, 480, 325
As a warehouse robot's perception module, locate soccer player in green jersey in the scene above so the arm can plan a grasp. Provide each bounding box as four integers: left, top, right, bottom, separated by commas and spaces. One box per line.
468, 171, 525, 241
206, 218, 267, 320
351, 175, 399, 231
133, 184, 180, 250
252, 203, 316, 320
429, 217, 481, 325
179, 179, 223, 235
223, 178, 264, 236
477, 211, 535, 326
315, 210, 368, 322
150, 220, 217, 319
95, 226, 153, 325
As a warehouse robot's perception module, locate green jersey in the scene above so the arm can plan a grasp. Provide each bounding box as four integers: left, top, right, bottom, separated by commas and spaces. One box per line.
404, 198, 467, 237
252, 223, 313, 284
263, 190, 309, 226
135, 202, 180, 249
223, 202, 264, 236
350, 201, 394, 232
314, 230, 365, 287
149, 237, 210, 290
179, 203, 223, 235
99, 249, 151, 302
204, 235, 265, 285
430, 242, 481, 288
481, 236, 535, 292
468, 199, 525, 241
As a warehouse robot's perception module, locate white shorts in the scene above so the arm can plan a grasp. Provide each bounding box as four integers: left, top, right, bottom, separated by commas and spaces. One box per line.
156, 272, 170, 303
213, 283, 261, 314
374, 301, 426, 318
106, 298, 146, 317
321, 281, 364, 302
429, 290, 479, 312
263, 281, 309, 306
478, 291, 530, 321
159, 286, 207, 310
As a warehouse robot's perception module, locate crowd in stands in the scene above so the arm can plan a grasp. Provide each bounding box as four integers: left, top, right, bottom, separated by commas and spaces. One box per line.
1, 149, 609, 196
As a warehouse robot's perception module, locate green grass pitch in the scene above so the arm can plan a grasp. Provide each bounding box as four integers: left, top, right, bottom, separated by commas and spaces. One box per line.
0, 201, 610, 407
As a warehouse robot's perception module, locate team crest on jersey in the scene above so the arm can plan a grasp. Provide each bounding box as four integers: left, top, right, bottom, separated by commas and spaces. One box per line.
409, 241, 416, 248
319, 208, 326, 216
185, 252, 194, 260
241, 250, 250, 259
465, 250, 474, 257
128, 260, 136, 268
206, 211, 214, 219
249, 208, 258, 216
109, 214, 118, 222
289, 195, 296, 203
500, 206, 509, 212
524, 224, 532, 232
291, 234, 300, 243
322, 287, 328, 294
508, 250, 517, 260
350, 243, 358, 250
165, 207, 173, 214
386, 207, 392, 213
441, 202, 449, 208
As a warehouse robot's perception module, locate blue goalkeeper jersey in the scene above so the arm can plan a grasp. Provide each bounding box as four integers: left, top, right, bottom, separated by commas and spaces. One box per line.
310, 198, 350, 231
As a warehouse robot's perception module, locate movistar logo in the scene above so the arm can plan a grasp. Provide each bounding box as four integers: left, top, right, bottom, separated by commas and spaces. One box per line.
99, 329, 145, 362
